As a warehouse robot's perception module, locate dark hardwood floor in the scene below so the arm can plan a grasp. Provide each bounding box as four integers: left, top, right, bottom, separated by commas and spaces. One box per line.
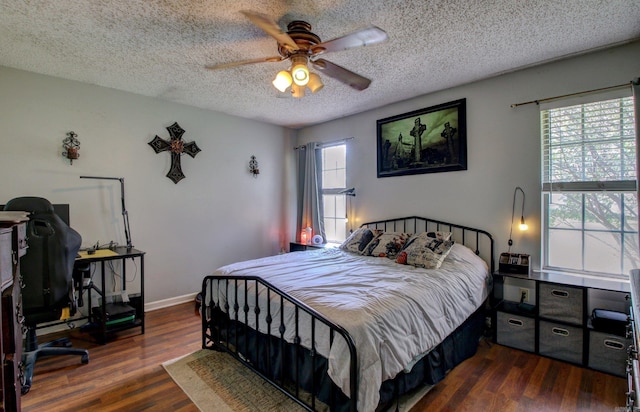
415, 340, 626, 411
21, 302, 626, 411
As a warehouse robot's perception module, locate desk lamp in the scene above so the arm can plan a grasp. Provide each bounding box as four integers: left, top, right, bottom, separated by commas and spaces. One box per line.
507, 186, 528, 253
80, 176, 133, 250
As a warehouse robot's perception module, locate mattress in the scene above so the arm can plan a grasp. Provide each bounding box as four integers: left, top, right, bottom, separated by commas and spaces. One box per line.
207, 243, 490, 411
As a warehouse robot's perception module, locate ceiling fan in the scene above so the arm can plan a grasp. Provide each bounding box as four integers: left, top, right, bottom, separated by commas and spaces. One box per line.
206, 10, 388, 98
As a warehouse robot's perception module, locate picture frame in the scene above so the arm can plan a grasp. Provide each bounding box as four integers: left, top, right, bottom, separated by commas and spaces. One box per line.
376, 98, 467, 178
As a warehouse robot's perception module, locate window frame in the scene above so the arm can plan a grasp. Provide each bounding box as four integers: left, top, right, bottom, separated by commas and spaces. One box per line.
540, 94, 637, 279
320, 143, 348, 243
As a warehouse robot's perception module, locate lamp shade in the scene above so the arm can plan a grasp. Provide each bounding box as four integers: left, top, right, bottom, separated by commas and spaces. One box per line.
272, 70, 292, 92
291, 63, 310, 86
291, 83, 305, 98
307, 73, 324, 93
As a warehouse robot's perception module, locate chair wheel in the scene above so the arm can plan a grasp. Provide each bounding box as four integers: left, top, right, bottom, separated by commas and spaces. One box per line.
81, 354, 89, 364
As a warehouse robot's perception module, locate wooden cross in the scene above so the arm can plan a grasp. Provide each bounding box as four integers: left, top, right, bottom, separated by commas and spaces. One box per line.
148, 122, 201, 184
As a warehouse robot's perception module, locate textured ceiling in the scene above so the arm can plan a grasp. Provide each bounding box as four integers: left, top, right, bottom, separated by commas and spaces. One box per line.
1, 1, 639, 128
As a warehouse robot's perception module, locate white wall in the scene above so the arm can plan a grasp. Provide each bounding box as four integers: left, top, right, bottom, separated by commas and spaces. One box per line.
0, 67, 293, 303
297, 41, 640, 272
2, 40, 637, 306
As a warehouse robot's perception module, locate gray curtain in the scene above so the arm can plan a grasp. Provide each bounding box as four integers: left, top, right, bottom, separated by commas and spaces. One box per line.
297, 142, 326, 242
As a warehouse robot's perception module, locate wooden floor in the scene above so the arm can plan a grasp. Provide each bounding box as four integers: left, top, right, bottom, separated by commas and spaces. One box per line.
21, 302, 626, 411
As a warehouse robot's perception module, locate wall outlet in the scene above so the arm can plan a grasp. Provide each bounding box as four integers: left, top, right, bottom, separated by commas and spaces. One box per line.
519, 288, 530, 303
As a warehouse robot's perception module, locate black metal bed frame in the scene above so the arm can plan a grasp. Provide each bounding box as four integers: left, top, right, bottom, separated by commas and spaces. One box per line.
201, 216, 494, 412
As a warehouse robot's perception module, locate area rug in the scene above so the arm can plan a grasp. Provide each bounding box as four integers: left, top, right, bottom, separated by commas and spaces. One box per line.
163, 349, 432, 412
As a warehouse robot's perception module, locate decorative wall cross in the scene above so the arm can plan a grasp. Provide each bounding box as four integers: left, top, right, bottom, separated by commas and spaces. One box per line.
148, 122, 201, 184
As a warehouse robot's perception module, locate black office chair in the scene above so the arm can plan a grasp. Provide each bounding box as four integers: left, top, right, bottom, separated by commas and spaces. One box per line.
3, 197, 89, 394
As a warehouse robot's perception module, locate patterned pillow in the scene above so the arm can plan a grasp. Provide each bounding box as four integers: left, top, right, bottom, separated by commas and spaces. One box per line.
362, 232, 412, 259
339, 227, 377, 253
424, 231, 452, 241
397, 235, 454, 269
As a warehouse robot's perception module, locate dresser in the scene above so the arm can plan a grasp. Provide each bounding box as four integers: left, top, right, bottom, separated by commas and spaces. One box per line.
1, 221, 27, 411
628, 269, 640, 411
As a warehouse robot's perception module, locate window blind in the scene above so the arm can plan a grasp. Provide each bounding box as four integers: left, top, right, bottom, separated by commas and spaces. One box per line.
542, 96, 637, 192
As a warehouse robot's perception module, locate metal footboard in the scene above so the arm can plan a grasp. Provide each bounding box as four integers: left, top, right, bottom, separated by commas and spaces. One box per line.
201, 275, 358, 412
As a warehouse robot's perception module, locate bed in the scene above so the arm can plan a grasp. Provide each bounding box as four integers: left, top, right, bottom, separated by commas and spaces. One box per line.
201, 216, 494, 411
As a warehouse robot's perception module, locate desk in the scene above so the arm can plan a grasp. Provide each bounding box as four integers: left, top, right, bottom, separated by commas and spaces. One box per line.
75, 247, 145, 344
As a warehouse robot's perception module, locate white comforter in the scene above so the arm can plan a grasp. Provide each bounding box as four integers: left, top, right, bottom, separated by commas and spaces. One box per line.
208, 243, 490, 412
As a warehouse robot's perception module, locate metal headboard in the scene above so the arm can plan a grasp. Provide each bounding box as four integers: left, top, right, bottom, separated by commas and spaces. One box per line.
361, 216, 495, 273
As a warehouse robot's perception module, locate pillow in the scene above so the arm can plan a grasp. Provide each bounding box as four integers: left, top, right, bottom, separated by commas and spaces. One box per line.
397, 235, 454, 269
362, 232, 412, 259
339, 227, 377, 253
423, 231, 452, 241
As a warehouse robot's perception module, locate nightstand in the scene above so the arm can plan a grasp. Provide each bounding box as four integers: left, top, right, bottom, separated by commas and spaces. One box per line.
492, 271, 631, 376
289, 242, 339, 252
289, 241, 324, 252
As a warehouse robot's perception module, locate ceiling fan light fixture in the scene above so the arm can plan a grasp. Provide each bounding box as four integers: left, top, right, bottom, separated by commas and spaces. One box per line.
272, 70, 292, 92
291, 63, 309, 86
289, 55, 310, 86
291, 83, 305, 98
307, 73, 324, 93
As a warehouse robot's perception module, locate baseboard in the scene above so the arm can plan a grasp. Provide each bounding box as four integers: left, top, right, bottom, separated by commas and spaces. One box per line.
36, 292, 198, 336
145, 292, 198, 312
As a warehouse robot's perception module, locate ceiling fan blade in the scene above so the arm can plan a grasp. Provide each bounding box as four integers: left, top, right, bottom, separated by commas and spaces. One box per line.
312, 26, 388, 55
206, 56, 284, 70
240, 10, 299, 52
311, 59, 371, 91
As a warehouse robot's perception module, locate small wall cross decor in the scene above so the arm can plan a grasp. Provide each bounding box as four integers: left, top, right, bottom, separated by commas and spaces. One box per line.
62, 131, 81, 164
249, 155, 259, 177
148, 122, 201, 184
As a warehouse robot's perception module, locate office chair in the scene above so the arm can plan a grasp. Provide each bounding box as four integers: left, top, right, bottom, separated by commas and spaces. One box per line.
3, 197, 89, 394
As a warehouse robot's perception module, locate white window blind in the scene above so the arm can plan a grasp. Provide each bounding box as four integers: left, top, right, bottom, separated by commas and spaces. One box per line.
541, 96, 638, 278
321, 144, 347, 242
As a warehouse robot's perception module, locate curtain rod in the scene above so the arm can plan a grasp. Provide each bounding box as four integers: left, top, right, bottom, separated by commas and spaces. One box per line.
294, 136, 354, 150
510, 81, 632, 108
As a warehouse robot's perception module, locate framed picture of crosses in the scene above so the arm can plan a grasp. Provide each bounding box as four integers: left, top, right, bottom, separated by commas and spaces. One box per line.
376, 99, 467, 178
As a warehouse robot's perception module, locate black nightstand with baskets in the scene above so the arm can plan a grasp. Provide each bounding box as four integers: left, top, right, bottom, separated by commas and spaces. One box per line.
492, 271, 631, 377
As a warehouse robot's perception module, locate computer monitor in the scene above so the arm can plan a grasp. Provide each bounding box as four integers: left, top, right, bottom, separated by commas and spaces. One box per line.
1, 203, 70, 226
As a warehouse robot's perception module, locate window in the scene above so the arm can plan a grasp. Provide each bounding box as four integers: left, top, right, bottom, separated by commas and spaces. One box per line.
321, 144, 347, 242
541, 96, 637, 278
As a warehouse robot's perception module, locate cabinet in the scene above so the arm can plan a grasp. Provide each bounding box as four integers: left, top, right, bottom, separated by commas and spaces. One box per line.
1, 222, 27, 412
493, 271, 630, 376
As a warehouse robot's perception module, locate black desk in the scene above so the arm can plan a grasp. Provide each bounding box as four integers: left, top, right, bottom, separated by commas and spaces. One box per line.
75, 246, 145, 343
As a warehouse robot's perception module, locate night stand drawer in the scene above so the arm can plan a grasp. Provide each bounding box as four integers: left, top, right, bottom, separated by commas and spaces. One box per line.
539, 283, 584, 325
588, 330, 630, 377
496, 311, 535, 352
539, 320, 583, 364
